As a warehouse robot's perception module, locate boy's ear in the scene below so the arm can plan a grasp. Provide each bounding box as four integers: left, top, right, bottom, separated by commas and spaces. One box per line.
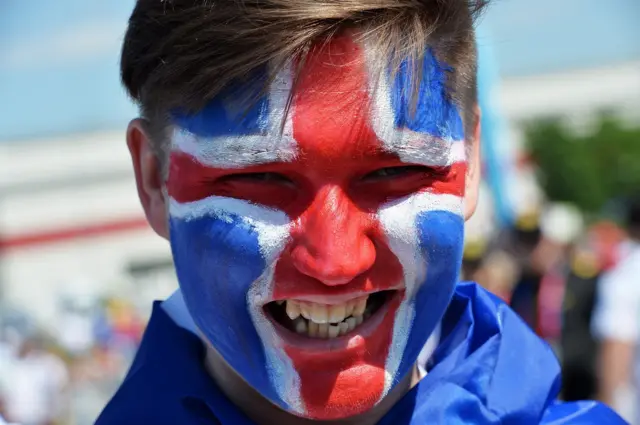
127, 118, 169, 239
464, 105, 482, 221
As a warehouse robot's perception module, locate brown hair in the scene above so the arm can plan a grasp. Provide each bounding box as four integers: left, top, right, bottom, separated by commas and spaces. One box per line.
121, 0, 488, 159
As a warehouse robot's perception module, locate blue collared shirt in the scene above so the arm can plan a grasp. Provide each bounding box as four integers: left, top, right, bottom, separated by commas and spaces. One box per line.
96, 283, 626, 424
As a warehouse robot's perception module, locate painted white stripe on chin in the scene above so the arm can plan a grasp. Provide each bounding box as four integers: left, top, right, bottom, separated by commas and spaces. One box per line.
362, 43, 464, 167
248, 260, 305, 415
169, 196, 303, 413
377, 192, 464, 400
170, 63, 299, 169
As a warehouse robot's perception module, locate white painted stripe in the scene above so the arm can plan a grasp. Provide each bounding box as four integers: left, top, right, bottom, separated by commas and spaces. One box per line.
248, 263, 305, 415
379, 192, 464, 224
377, 191, 464, 399
363, 42, 466, 167
169, 195, 303, 413
169, 195, 287, 224
169, 196, 290, 259
171, 63, 299, 169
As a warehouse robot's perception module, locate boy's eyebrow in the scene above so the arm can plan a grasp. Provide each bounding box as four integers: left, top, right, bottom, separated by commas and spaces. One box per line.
170, 126, 299, 169
170, 66, 301, 169
171, 125, 465, 170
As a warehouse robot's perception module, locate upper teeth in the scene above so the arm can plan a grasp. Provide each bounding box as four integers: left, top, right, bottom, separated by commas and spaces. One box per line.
285, 297, 368, 324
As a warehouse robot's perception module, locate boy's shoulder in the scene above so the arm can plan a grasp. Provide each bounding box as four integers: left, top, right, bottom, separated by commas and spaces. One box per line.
94, 301, 237, 425
413, 282, 626, 424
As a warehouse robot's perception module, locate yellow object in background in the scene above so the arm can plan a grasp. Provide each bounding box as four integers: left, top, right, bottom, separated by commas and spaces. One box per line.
464, 238, 488, 261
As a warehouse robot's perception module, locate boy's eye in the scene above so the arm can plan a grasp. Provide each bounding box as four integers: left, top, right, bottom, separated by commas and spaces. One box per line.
221, 172, 294, 185
361, 165, 430, 181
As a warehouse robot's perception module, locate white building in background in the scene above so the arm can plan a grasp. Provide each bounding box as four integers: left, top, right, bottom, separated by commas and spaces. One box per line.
499, 61, 640, 125
0, 133, 176, 327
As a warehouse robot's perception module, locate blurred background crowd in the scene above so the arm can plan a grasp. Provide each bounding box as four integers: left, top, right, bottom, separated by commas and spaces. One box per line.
0, 0, 639, 424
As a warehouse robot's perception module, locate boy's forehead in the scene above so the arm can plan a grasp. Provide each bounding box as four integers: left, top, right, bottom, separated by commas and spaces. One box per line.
170, 35, 464, 167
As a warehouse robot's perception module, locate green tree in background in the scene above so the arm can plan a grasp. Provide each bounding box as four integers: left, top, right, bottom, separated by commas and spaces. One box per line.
525, 115, 640, 214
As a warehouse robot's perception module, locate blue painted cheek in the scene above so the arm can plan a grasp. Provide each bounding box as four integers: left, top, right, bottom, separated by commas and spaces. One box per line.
169, 215, 283, 407
397, 210, 465, 377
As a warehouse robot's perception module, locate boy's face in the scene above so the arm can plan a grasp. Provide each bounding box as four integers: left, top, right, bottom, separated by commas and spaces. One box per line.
131, 35, 479, 420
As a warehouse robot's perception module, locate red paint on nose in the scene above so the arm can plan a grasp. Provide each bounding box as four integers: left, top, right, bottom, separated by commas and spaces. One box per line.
282, 34, 385, 289
290, 186, 376, 286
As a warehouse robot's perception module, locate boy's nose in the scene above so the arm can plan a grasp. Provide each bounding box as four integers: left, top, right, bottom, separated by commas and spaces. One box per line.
289, 186, 376, 286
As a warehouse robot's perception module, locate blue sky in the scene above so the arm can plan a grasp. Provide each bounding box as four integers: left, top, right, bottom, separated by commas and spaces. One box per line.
480, 0, 640, 76
1, 0, 638, 141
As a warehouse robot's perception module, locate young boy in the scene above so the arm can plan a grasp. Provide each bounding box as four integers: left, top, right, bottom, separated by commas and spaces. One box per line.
97, 0, 625, 423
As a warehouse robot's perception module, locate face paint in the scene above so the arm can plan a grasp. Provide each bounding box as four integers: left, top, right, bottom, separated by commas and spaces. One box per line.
167, 35, 466, 420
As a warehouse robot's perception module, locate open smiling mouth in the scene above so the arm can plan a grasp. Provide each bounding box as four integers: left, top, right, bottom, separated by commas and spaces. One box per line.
265, 291, 396, 339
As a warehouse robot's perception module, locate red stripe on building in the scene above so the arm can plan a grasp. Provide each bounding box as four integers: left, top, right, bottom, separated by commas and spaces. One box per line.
0, 217, 150, 251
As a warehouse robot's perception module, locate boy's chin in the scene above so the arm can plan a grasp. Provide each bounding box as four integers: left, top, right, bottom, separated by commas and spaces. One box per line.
286, 364, 389, 421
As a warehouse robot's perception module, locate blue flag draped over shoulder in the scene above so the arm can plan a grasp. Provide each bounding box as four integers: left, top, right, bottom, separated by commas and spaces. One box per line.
96, 282, 625, 424
377, 282, 626, 424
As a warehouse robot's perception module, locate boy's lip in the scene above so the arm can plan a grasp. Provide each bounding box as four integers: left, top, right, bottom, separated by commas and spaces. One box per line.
267, 284, 405, 305
264, 289, 403, 352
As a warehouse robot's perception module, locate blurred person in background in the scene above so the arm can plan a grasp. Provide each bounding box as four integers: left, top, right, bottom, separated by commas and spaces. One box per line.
0, 327, 18, 419
471, 249, 519, 303
534, 203, 584, 345
1, 334, 69, 425
504, 210, 544, 328
592, 197, 640, 423
559, 221, 625, 403
0, 309, 35, 421
460, 236, 487, 281
0, 415, 18, 425
560, 234, 603, 402
507, 203, 583, 338
95, 0, 624, 423
55, 297, 96, 360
